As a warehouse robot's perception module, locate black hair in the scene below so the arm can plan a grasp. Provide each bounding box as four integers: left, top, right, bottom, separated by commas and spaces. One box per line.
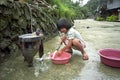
56, 18, 72, 31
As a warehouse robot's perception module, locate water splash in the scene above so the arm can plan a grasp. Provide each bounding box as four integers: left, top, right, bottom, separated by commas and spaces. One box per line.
34, 54, 49, 77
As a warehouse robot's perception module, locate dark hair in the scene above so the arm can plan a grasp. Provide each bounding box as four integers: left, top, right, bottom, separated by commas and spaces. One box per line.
56, 18, 72, 31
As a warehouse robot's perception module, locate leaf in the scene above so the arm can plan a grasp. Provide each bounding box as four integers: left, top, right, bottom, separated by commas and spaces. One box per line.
0, 18, 8, 31
18, 16, 27, 28
24, 7, 31, 20
0, 0, 7, 5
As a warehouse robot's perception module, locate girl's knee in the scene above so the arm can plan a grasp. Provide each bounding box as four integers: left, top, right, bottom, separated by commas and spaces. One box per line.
72, 39, 80, 45
72, 39, 85, 48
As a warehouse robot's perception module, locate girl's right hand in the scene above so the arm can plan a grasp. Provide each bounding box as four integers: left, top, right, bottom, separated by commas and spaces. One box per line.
56, 50, 62, 56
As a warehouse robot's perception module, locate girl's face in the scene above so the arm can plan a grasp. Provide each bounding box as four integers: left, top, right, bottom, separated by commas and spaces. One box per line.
60, 27, 67, 33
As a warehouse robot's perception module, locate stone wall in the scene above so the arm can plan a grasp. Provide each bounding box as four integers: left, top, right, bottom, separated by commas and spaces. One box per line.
0, 0, 59, 63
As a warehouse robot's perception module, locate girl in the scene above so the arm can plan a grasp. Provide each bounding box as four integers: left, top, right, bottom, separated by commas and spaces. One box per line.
56, 18, 88, 60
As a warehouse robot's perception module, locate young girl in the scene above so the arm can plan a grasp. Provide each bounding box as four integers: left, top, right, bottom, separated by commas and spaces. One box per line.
56, 18, 88, 60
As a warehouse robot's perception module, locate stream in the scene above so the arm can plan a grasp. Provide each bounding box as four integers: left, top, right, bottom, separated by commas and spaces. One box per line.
0, 19, 120, 80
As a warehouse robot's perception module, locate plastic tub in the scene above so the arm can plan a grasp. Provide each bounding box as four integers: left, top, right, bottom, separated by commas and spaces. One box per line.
98, 48, 120, 67
50, 51, 71, 64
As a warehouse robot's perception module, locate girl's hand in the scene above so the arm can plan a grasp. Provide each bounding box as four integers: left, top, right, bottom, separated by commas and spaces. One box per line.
56, 50, 62, 56
61, 34, 66, 43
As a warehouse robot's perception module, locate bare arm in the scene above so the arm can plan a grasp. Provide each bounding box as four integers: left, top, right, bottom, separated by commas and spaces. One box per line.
61, 39, 72, 52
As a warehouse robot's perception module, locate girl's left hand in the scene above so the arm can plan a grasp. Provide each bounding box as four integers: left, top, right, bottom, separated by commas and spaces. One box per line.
61, 34, 66, 43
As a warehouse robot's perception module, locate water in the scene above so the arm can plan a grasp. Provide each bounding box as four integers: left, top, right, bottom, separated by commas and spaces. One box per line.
34, 59, 48, 77
0, 19, 120, 80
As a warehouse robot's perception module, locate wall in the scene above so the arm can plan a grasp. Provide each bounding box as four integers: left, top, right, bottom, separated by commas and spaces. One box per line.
0, 0, 59, 63
107, 0, 120, 10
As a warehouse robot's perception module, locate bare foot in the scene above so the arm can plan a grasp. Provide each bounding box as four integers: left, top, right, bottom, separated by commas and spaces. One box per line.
82, 53, 89, 60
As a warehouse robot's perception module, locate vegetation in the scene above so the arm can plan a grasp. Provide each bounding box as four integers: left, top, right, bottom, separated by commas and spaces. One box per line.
96, 17, 104, 21
45, 0, 89, 20
106, 15, 118, 22
45, 0, 106, 19
0, 0, 58, 63
83, 0, 106, 17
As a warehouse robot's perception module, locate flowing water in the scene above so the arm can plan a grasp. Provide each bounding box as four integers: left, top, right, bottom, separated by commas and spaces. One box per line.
0, 19, 120, 80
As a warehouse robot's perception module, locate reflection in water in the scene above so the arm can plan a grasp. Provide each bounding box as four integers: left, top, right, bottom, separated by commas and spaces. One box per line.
98, 63, 120, 80
34, 56, 49, 77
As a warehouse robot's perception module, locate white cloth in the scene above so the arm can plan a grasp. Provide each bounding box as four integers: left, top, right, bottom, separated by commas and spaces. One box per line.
66, 27, 86, 48
66, 28, 84, 42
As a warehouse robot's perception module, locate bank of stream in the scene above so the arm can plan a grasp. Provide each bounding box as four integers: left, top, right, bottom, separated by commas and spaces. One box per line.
0, 0, 59, 63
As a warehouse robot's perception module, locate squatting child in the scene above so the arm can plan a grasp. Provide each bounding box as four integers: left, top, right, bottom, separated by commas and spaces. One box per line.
56, 18, 88, 60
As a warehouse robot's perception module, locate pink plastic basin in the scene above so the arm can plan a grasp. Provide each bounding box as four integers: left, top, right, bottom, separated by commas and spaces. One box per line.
50, 51, 72, 64
98, 48, 120, 67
